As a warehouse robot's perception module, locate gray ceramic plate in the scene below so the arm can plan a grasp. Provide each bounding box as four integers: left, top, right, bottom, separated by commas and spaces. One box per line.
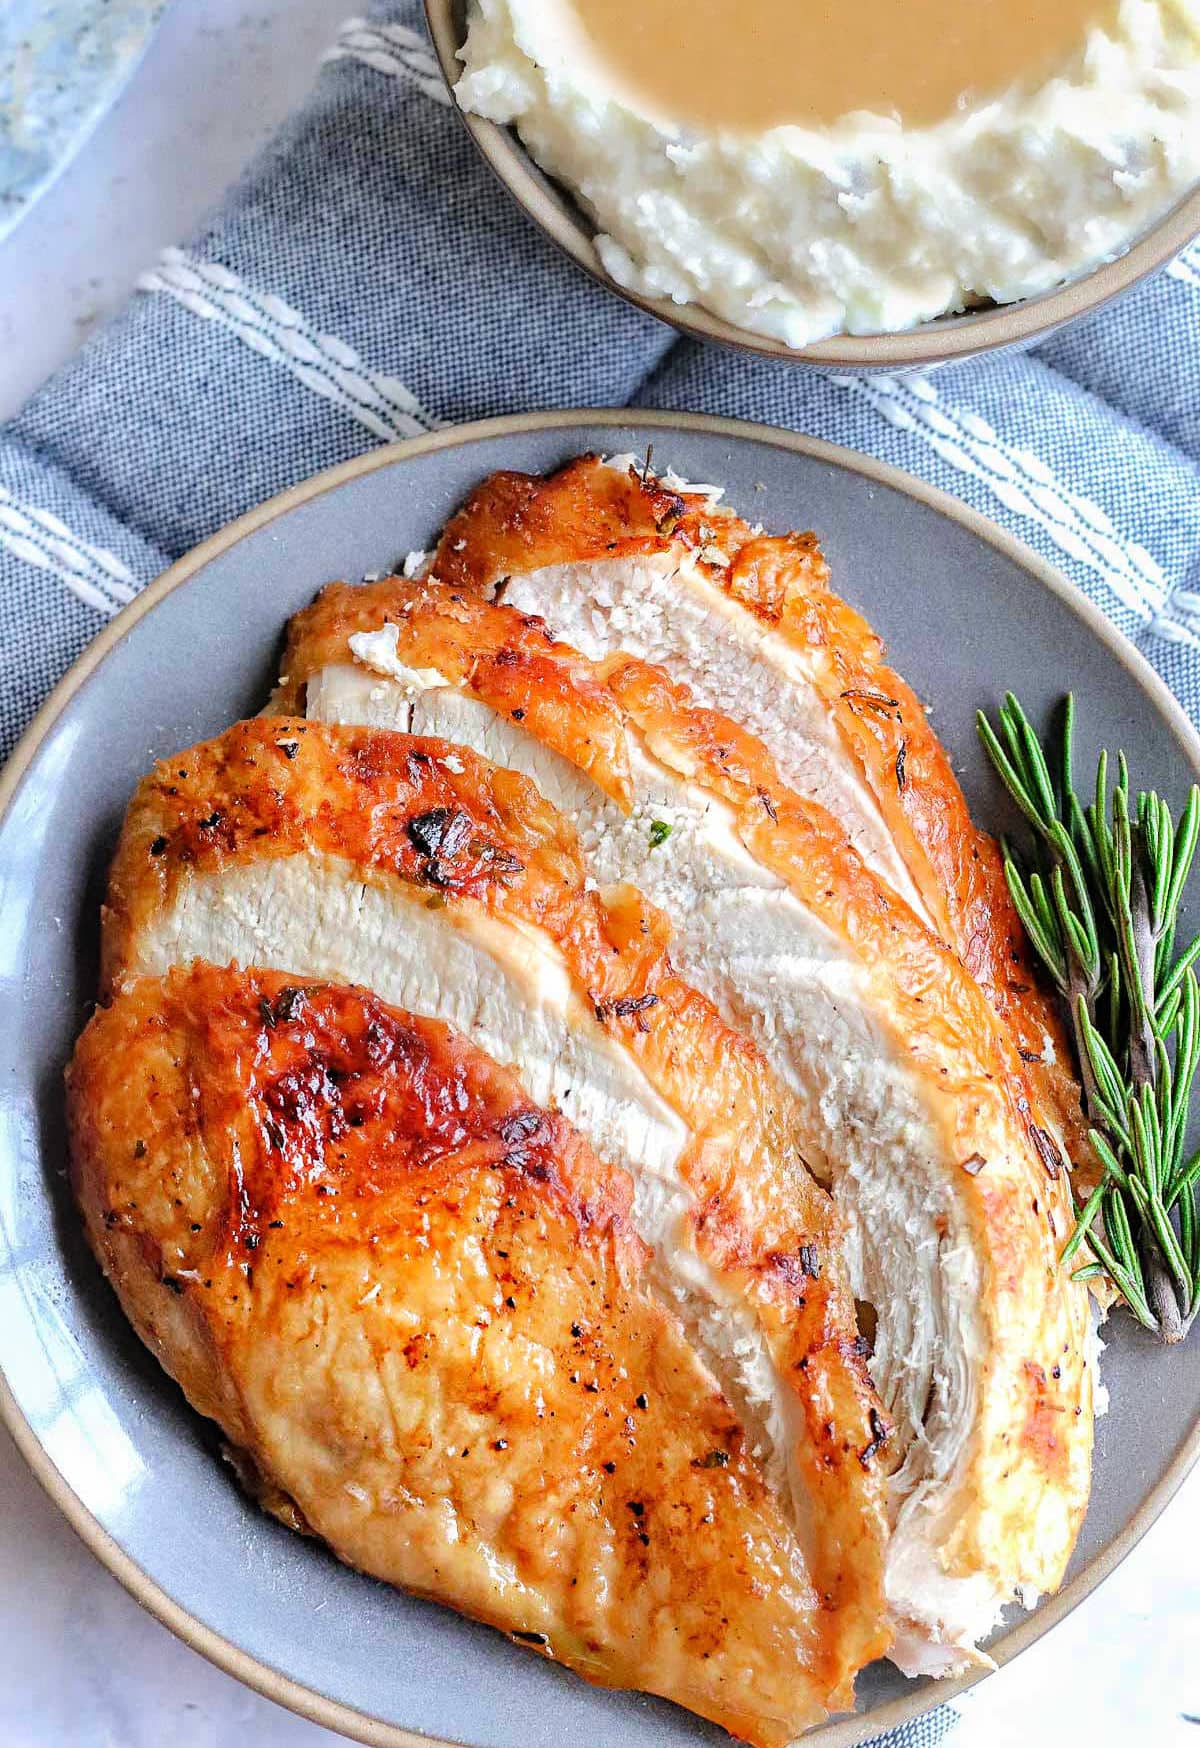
1, 411, 1198, 1748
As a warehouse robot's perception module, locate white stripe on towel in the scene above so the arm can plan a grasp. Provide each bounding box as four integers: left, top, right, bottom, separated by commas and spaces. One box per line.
323, 17, 450, 104
835, 372, 1172, 624
137, 248, 442, 442
1147, 584, 1200, 651
1164, 238, 1200, 295
0, 485, 138, 616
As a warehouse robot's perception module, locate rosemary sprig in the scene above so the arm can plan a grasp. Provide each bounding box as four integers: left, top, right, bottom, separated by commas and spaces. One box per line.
978, 693, 1200, 1342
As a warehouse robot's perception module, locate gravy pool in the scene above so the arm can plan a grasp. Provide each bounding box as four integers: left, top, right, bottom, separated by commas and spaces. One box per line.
569, 0, 1116, 128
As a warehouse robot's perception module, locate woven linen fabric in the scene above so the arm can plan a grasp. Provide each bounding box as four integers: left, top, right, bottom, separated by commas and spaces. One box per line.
0, 5, 1195, 1744
2, 1, 1199, 774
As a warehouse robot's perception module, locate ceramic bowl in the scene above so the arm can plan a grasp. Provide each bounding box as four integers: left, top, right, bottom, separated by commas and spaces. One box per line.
424, 0, 1200, 372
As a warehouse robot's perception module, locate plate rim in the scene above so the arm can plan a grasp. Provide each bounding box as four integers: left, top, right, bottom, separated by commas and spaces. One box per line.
2, 406, 1198, 1748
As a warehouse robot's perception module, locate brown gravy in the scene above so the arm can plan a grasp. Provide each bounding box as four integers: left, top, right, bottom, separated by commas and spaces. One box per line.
569, 0, 1113, 129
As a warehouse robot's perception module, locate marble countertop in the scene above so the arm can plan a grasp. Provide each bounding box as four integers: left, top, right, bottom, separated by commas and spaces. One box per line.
0, 3, 1197, 1744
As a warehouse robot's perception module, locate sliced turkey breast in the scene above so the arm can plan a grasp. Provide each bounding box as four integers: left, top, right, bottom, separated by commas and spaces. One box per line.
70, 963, 852, 1746
274, 574, 1095, 1674
100, 717, 891, 1703
418, 453, 1087, 1170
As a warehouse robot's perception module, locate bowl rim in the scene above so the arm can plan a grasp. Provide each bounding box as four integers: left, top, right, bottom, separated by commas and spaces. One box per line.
423, 0, 1200, 370
3, 407, 1199, 1748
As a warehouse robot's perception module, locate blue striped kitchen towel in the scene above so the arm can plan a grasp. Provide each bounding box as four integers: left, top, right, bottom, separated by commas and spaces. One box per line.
0, 6, 1196, 1744
1, 3, 1198, 772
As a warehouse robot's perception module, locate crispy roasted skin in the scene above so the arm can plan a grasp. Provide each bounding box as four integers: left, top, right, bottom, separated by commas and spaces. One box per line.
424, 454, 1088, 1170
275, 576, 637, 810
102, 716, 892, 1698
69, 964, 843, 1745
275, 560, 1093, 1639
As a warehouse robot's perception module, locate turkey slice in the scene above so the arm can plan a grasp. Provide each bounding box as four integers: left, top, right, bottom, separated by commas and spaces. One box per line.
275, 571, 1095, 1675
70, 962, 844, 1746
101, 716, 891, 1706
423, 452, 1089, 1170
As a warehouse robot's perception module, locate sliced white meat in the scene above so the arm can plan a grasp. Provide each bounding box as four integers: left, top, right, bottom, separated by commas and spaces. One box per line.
497, 548, 932, 923
306, 654, 995, 1664
120, 840, 811, 1525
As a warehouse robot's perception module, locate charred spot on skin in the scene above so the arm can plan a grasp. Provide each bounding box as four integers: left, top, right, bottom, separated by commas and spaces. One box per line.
691, 1449, 730, 1470
1029, 1124, 1063, 1179
275, 739, 300, 760
840, 688, 902, 723
149, 835, 168, 857
654, 501, 685, 538
499, 1109, 547, 1148
895, 740, 908, 792
510, 1631, 548, 1647
478, 843, 525, 877
961, 1151, 987, 1176
593, 992, 659, 1029
260, 985, 305, 1031
769, 1245, 820, 1286
858, 1408, 889, 1469
406, 807, 472, 862
757, 788, 779, 822
497, 1110, 558, 1186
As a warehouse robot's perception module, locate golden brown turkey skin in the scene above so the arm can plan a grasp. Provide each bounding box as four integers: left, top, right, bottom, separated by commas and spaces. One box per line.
69, 964, 846, 1745
274, 575, 637, 810
273, 561, 1094, 1666
425, 453, 1088, 1171
101, 716, 892, 1694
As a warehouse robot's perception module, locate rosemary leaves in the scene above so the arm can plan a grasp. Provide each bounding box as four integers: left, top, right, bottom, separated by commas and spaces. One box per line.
978, 693, 1200, 1342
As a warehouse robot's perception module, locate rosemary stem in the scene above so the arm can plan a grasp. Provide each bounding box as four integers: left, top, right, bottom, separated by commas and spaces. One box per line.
1146, 1255, 1185, 1343
1128, 849, 1159, 1089
979, 691, 1200, 1343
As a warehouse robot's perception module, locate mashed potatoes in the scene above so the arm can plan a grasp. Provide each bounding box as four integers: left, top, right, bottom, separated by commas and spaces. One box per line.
455, 0, 1200, 347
